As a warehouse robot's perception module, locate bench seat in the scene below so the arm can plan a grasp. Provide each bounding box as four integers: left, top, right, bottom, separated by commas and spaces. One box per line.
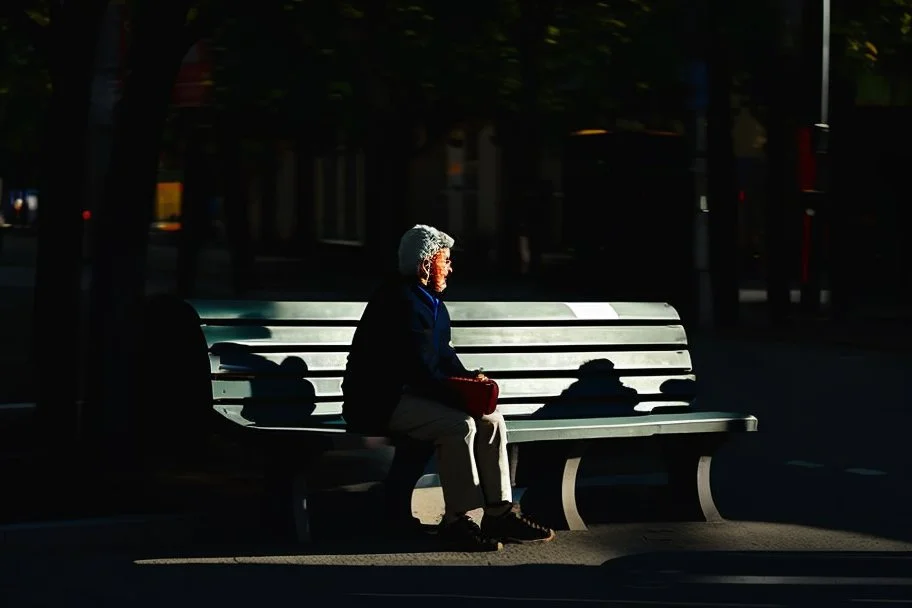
213, 405, 755, 442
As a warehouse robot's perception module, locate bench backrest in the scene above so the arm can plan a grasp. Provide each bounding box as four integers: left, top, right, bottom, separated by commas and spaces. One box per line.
188, 300, 695, 424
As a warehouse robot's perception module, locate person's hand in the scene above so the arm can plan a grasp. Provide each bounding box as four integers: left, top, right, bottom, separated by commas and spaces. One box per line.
475, 371, 488, 381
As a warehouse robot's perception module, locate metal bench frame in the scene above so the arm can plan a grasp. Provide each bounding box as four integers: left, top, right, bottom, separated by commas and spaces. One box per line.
144, 297, 758, 541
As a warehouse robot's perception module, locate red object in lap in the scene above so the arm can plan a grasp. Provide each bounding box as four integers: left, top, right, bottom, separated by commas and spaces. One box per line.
446, 376, 499, 418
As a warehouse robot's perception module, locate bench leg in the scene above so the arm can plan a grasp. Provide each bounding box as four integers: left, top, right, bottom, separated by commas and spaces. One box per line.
662, 435, 724, 523
262, 445, 325, 543
262, 465, 295, 539
517, 442, 588, 531
560, 450, 587, 531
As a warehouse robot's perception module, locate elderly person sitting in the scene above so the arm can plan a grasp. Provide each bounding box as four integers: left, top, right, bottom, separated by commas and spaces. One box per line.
342, 224, 554, 551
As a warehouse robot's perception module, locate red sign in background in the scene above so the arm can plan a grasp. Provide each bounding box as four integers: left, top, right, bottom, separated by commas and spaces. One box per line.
172, 42, 212, 107
797, 127, 816, 192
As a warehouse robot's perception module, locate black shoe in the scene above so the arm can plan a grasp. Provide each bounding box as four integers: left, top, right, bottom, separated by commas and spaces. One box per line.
481, 508, 555, 544
438, 515, 504, 552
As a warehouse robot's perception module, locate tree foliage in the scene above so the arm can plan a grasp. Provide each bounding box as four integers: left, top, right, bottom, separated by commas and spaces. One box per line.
836, 0, 912, 104
0, 7, 50, 178
206, 0, 687, 153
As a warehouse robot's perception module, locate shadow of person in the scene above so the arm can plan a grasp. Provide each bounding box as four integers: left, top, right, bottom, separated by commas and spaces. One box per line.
529, 358, 642, 419
658, 377, 698, 398
657, 377, 698, 412
213, 344, 318, 425
212, 344, 325, 539
203, 324, 272, 343
514, 358, 644, 529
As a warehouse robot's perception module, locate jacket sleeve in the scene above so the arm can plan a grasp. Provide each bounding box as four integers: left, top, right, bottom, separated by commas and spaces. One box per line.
440, 323, 473, 378
398, 299, 466, 408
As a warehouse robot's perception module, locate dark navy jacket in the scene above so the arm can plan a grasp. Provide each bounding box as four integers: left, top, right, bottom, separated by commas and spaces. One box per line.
342, 276, 473, 433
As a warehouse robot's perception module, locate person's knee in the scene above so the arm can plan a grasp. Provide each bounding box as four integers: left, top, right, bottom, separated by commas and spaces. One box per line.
437, 413, 476, 442
480, 412, 506, 429
477, 412, 506, 442
483, 412, 505, 425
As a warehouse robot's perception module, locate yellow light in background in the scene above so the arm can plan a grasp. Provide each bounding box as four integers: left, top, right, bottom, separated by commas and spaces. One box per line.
570, 128, 681, 137
156, 182, 182, 221
571, 129, 609, 136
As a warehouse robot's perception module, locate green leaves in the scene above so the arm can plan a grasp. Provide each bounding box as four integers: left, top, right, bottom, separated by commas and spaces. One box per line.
0, 5, 51, 165
199, 1, 744, 144
834, 0, 912, 104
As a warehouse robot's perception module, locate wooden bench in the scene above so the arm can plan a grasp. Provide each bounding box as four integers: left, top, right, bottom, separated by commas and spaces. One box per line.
143, 297, 758, 541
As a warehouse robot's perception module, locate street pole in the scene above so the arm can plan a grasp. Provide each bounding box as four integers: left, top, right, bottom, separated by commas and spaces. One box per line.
0, 177, 4, 253
687, 0, 712, 328
693, 106, 713, 329
84, 1, 123, 261
820, 0, 831, 127
799, 0, 830, 314
684, 56, 712, 328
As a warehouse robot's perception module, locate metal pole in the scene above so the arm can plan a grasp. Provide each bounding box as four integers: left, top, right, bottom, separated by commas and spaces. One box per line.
815, 0, 830, 206
687, 58, 712, 328
688, 1, 712, 327
0, 177, 4, 254
820, 0, 831, 126
814, 0, 831, 178
815, 0, 831, 309
815, 0, 831, 172
694, 113, 713, 328
800, 0, 830, 314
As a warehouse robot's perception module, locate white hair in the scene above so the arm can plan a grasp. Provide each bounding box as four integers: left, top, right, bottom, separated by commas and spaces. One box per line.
397, 224, 454, 276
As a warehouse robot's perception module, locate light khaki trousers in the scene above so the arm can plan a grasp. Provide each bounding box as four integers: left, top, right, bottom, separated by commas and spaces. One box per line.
388, 393, 512, 516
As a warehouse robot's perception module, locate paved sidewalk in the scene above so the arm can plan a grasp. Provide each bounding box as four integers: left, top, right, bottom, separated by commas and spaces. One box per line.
2, 513, 911, 607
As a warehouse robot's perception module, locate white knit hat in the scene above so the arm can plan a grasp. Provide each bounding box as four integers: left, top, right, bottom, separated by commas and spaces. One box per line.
397, 224, 455, 276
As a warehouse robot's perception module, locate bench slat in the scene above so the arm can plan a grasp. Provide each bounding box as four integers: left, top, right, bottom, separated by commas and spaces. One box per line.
213, 400, 696, 428
202, 324, 688, 349
211, 406, 756, 440
504, 412, 759, 443
209, 350, 693, 374
210, 374, 696, 401
191, 300, 681, 323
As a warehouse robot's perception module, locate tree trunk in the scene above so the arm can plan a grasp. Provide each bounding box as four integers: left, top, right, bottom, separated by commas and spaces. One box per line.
32, 2, 107, 456
176, 116, 210, 297
83, 1, 193, 470
364, 119, 410, 266
217, 114, 257, 295
497, 2, 555, 276
294, 137, 316, 257
705, 5, 740, 328
826, 40, 857, 321
258, 142, 278, 253
356, 3, 411, 264
764, 51, 799, 326
497, 119, 533, 276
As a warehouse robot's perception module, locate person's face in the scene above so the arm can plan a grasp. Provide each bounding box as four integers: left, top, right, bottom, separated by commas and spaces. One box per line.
422, 248, 452, 292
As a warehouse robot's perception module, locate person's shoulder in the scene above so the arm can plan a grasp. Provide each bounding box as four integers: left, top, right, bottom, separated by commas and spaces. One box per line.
438, 298, 454, 319
366, 275, 412, 305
